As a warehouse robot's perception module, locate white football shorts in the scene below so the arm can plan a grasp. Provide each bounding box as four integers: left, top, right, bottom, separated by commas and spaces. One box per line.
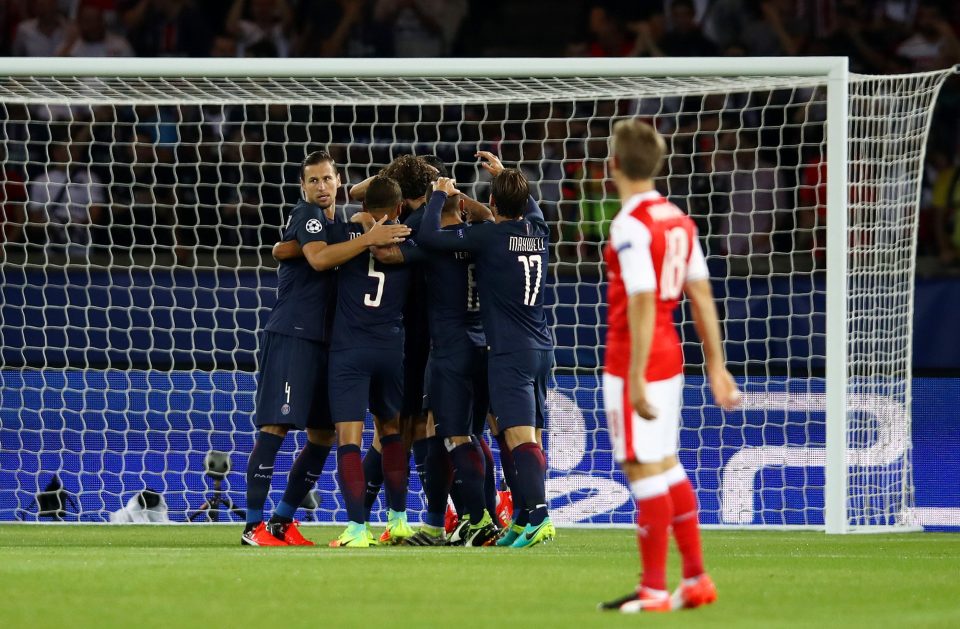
602, 373, 683, 464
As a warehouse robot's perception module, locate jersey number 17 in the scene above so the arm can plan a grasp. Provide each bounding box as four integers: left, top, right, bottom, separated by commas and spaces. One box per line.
517, 255, 543, 306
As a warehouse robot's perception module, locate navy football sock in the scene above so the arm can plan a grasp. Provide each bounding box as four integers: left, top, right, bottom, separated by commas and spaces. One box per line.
447, 453, 465, 517
245, 431, 284, 529
422, 436, 451, 528
273, 440, 331, 522
362, 447, 383, 519
513, 442, 548, 526
496, 433, 525, 525
476, 436, 498, 520
411, 437, 430, 491
336, 444, 365, 524
495, 433, 516, 492
380, 434, 408, 513
450, 441, 486, 523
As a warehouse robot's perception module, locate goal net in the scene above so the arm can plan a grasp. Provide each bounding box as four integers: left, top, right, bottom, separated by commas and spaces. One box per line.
0, 58, 951, 531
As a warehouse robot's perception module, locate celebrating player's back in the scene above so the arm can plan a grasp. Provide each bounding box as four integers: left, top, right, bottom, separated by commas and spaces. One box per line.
599, 120, 739, 613
418, 157, 555, 548
409, 186, 499, 546
327, 175, 426, 547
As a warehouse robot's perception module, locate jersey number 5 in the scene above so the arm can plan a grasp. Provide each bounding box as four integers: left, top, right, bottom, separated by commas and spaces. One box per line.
364, 257, 385, 307
517, 255, 543, 306
660, 226, 689, 300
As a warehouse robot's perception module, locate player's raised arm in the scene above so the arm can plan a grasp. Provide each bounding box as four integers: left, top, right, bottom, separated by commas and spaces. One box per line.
462, 195, 494, 222
478, 152, 545, 222
348, 175, 376, 201
481, 152, 544, 222
476, 151, 504, 177
523, 194, 545, 222
416, 177, 477, 252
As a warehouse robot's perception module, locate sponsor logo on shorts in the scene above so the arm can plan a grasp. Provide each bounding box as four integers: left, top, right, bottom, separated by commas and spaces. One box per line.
281, 404, 291, 415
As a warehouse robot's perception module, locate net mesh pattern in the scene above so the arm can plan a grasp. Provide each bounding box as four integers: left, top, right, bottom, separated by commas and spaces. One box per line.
0, 68, 950, 527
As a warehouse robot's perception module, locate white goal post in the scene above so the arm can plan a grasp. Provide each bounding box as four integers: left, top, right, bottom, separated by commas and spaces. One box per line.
0, 57, 952, 533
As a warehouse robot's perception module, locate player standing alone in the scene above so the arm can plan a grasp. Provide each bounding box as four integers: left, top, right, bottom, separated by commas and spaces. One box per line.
598, 120, 740, 612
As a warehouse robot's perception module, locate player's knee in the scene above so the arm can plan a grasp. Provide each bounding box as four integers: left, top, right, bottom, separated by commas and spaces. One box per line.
306, 428, 335, 447
411, 416, 428, 441
335, 421, 363, 446
260, 424, 289, 438
376, 415, 401, 436
503, 425, 536, 450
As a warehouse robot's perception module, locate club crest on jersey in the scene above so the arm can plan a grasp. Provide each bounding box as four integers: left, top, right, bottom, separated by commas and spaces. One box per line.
281, 403, 291, 415
305, 218, 323, 234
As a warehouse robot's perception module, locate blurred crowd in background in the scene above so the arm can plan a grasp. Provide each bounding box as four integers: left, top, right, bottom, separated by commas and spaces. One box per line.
0, 0, 958, 273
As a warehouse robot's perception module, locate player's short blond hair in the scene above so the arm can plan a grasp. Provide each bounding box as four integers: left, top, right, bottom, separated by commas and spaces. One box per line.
612, 119, 666, 181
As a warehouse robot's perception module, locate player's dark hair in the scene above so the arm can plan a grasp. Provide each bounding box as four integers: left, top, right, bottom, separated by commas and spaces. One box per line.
300, 150, 337, 180
490, 169, 529, 219
364, 175, 402, 212
425, 184, 461, 214
612, 119, 665, 180
419, 154, 448, 177
382, 154, 433, 200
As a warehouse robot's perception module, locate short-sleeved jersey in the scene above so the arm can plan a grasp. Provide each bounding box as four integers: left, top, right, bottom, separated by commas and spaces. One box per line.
264, 200, 343, 343
418, 222, 486, 357
329, 223, 427, 351
603, 191, 709, 382
417, 192, 552, 354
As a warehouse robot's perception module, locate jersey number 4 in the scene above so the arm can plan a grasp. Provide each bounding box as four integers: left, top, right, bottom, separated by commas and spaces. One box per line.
660, 226, 689, 300
364, 257, 385, 308
517, 255, 543, 306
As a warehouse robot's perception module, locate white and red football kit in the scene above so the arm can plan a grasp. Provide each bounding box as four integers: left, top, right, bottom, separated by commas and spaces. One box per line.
602, 191, 708, 463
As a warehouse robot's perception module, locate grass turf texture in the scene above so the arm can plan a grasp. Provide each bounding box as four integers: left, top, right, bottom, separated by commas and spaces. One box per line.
0, 526, 957, 628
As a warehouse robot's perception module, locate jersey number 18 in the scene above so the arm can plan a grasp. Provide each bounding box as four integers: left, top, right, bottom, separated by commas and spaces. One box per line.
660, 226, 689, 300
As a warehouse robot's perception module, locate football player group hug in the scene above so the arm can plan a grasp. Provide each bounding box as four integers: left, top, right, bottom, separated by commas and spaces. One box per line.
242, 120, 741, 613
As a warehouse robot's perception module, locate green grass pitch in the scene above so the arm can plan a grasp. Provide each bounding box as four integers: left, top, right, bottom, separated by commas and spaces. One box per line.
0, 525, 957, 628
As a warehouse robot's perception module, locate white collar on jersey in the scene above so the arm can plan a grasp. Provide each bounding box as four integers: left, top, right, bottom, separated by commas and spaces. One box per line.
623, 190, 662, 208
620, 190, 663, 216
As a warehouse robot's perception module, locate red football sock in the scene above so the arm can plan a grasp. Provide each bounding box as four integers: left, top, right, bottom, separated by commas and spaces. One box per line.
634, 486, 672, 592
380, 434, 408, 513
669, 476, 705, 579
